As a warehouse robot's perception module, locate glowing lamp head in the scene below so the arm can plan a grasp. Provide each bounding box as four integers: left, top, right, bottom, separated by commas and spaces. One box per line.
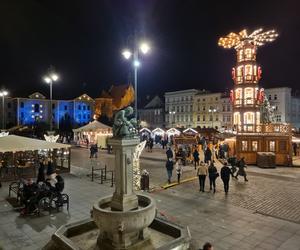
140, 42, 150, 54
44, 77, 51, 84
133, 60, 140, 68
122, 49, 132, 59
0, 91, 8, 96
51, 73, 59, 81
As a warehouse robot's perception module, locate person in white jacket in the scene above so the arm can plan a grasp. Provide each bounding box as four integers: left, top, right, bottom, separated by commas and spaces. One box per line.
175, 160, 183, 183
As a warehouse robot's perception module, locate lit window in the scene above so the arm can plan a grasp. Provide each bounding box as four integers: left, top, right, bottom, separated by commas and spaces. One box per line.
269, 141, 275, 151
234, 112, 241, 125
252, 141, 258, 151
242, 141, 248, 151
244, 88, 254, 104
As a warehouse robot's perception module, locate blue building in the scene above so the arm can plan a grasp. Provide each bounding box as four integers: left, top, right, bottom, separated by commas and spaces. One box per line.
2, 92, 95, 129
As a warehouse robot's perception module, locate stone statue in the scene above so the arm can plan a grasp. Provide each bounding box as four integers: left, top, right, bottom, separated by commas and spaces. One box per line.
260, 95, 275, 123
112, 106, 137, 138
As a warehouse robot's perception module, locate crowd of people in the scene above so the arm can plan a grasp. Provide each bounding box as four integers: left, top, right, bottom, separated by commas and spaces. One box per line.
165, 144, 249, 195
20, 158, 65, 216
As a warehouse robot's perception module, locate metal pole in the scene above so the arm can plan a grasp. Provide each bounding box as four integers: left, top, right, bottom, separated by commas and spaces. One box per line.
134, 50, 138, 120
50, 80, 53, 131
2, 96, 4, 130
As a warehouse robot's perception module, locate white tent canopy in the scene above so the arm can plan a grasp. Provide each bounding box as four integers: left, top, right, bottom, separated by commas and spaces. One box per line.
0, 135, 70, 153
73, 120, 112, 132
166, 128, 181, 136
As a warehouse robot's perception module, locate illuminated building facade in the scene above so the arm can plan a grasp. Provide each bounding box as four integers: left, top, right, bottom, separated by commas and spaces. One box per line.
2, 92, 94, 129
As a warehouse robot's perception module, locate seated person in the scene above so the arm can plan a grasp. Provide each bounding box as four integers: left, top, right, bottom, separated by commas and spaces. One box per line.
20, 179, 40, 215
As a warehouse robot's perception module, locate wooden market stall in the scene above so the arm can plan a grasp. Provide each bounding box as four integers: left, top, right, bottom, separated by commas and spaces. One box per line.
173, 135, 198, 165
73, 120, 112, 148
0, 135, 71, 182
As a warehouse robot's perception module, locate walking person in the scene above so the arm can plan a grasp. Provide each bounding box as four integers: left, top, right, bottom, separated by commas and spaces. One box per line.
208, 160, 218, 193
235, 157, 248, 181
201, 242, 214, 250
220, 162, 231, 194
204, 147, 212, 164
165, 158, 174, 184
175, 160, 183, 183
197, 161, 208, 192
193, 148, 200, 169
166, 147, 173, 160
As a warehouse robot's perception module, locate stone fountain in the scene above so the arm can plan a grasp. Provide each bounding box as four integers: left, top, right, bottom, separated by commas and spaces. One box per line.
44, 107, 190, 250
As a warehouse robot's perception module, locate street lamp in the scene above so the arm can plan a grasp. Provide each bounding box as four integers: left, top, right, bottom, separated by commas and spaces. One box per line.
208, 108, 217, 128
0, 90, 8, 130
122, 40, 151, 119
43, 70, 59, 131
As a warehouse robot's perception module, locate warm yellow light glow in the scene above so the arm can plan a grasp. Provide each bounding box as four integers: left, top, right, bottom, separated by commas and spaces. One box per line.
218, 28, 278, 49
140, 42, 150, 54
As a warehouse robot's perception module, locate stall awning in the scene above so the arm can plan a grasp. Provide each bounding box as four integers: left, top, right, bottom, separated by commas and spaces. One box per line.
0, 135, 71, 153
73, 120, 112, 132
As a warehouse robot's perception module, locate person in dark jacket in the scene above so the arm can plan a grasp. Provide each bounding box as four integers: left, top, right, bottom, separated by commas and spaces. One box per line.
235, 157, 248, 181
193, 149, 200, 169
204, 147, 212, 164
37, 159, 46, 183
208, 161, 218, 193
166, 147, 173, 159
220, 162, 231, 194
165, 159, 174, 184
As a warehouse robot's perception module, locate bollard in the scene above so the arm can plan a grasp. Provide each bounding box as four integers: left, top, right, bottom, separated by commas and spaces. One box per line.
111, 171, 114, 187
91, 166, 94, 182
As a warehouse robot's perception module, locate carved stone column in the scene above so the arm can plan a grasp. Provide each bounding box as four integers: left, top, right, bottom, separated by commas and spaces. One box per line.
109, 137, 140, 211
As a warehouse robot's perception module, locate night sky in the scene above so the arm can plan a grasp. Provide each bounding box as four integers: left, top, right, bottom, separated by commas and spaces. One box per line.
0, 0, 299, 101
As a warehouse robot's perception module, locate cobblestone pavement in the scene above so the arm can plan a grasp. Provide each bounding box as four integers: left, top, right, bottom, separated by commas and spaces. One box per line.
1, 147, 300, 249
71, 147, 300, 224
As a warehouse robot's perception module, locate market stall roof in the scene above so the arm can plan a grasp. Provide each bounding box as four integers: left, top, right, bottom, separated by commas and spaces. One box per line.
0, 135, 70, 153
166, 128, 181, 135
152, 128, 165, 134
139, 128, 151, 133
73, 120, 112, 132
183, 128, 198, 134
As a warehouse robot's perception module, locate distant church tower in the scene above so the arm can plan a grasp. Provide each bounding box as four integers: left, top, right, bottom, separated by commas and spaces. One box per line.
218, 29, 278, 133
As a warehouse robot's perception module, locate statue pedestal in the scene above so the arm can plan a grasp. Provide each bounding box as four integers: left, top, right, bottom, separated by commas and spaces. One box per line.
108, 137, 140, 211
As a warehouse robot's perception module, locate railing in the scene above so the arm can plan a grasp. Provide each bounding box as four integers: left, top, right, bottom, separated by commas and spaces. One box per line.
235, 123, 291, 134
91, 165, 114, 187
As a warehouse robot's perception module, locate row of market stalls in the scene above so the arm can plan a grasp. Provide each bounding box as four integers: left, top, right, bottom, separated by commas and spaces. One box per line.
0, 134, 71, 182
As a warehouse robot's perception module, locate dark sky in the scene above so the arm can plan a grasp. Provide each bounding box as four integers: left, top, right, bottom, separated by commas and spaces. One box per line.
0, 0, 299, 100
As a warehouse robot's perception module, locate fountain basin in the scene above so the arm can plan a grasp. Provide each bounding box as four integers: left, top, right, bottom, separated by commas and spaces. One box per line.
93, 194, 156, 235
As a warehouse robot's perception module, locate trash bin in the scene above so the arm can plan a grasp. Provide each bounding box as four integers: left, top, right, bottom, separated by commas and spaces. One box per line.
140, 170, 149, 191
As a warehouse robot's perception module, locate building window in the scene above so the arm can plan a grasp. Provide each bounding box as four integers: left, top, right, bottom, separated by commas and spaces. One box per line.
274, 94, 277, 100
78, 114, 81, 119
242, 141, 248, 151
203, 115, 205, 121
20, 102, 24, 108
269, 141, 275, 151
87, 105, 90, 110
87, 114, 90, 119
197, 115, 200, 122
21, 112, 24, 118
64, 105, 68, 110
7, 103, 11, 109
215, 115, 218, 121
34, 104, 40, 113
83, 105, 86, 110
276, 115, 281, 122
227, 105, 231, 112
177, 106, 179, 112
268, 95, 271, 100
78, 105, 81, 110
203, 106, 206, 111
252, 141, 258, 151
209, 115, 213, 121
203, 98, 205, 101
222, 105, 225, 112
83, 114, 86, 119
215, 97, 218, 101
52, 103, 55, 109
181, 106, 184, 112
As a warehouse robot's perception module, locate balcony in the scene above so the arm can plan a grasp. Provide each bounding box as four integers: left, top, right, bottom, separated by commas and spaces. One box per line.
235, 123, 291, 135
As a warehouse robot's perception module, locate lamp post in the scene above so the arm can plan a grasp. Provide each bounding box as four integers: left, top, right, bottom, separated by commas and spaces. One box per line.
44, 70, 59, 132
0, 90, 8, 130
208, 108, 217, 129
122, 41, 150, 119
